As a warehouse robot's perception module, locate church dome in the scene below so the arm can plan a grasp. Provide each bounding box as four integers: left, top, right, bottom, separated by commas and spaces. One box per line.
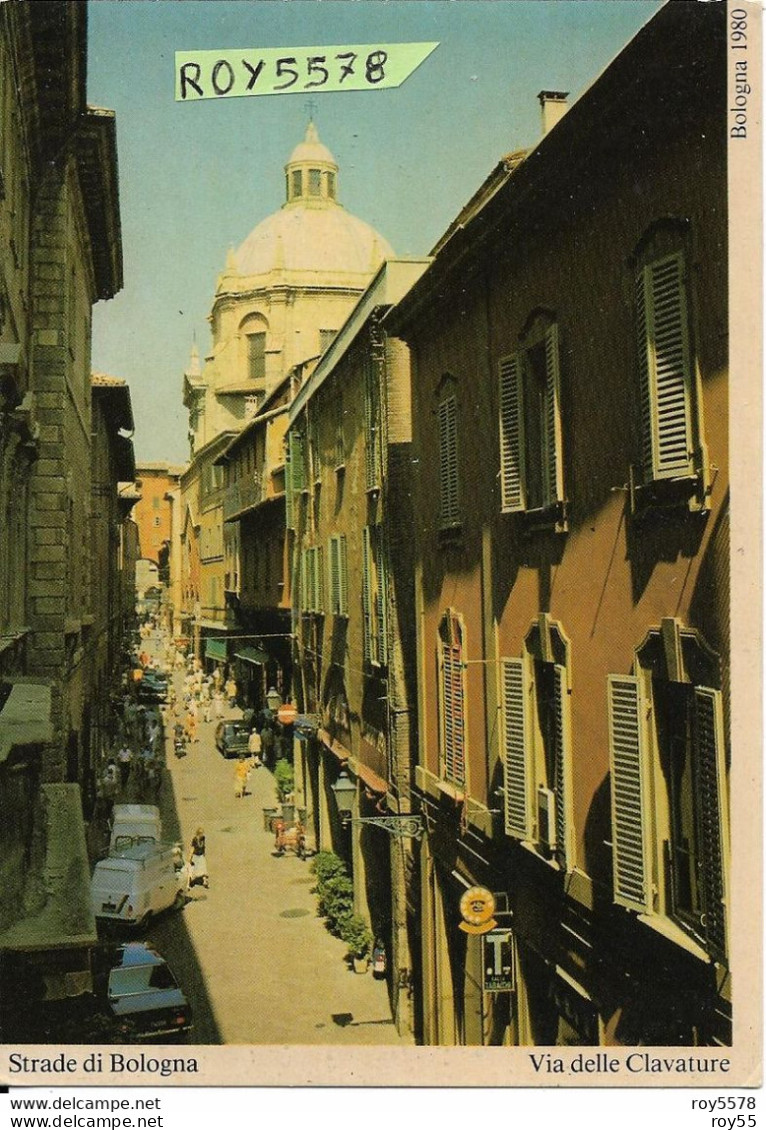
232, 121, 394, 278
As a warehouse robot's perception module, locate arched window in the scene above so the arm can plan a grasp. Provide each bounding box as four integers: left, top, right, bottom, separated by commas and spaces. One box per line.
607, 620, 728, 960
501, 615, 574, 870
308, 169, 322, 197
239, 314, 269, 383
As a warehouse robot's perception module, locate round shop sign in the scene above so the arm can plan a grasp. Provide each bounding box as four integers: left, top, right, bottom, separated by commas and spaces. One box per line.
459, 886, 498, 935
277, 703, 298, 725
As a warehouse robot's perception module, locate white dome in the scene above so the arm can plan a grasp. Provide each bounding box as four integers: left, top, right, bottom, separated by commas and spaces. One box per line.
234, 205, 394, 276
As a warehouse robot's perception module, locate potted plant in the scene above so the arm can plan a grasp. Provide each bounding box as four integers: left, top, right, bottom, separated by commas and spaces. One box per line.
341, 914, 373, 974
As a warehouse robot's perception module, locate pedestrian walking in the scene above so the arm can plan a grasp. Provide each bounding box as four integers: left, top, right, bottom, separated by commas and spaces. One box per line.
260, 724, 275, 769
225, 676, 237, 708
188, 828, 208, 888
101, 759, 119, 819
234, 755, 250, 799
213, 690, 224, 719
117, 743, 132, 790
247, 727, 262, 768
185, 709, 198, 743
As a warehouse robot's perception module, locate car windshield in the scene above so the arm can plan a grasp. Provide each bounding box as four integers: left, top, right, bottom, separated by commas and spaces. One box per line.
109, 963, 177, 997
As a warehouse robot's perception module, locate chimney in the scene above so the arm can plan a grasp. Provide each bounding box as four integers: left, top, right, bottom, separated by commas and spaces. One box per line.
538, 90, 569, 136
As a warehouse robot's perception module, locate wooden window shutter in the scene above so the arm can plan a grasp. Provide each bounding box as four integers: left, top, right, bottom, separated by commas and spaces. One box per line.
285, 440, 294, 530
364, 360, 380, 491
499, 354, 526, 513
607, 674, 653, 913
553, 663, 573, 869
438, 396, 459, 528
543, 325, 564, 507
693, 686, 729, 959
441, 635, 465, 785
291, 432, 306, 492
362, 526, 373, 663
338, 534, 349, 616
637, 253, 694, 480
329, 536, 340, 614
301, 549, 310, 611
376, 536, 388, 666
502, 656, 532, 839
315, 545, 324, 613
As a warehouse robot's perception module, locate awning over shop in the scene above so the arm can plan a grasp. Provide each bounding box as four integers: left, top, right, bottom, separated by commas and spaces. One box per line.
205, 638, 228, 661
0, 682, 53, 764
233, 645, 269, 665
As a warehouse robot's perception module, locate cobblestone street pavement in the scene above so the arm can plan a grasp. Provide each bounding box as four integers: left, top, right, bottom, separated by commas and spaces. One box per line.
147, 653, 411, 1046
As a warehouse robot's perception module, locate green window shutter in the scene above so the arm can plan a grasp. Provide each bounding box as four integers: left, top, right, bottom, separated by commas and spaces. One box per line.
441, 640, 465, 785
502, 656, 532, 839
285, 440, 294, 530
499, 354, 526, 513
376, 539, 388, 666
543, 325, 565, 507
364, 360, 379, 491
301, 549, 309, 612
362, 526, 372, 663
693, 686, 729, 959
637, 253, 694, 480
315, 545, 324, 614
438, 396, 459, 528
607, 674, 653, 913
329, 536, 340, 614
553, 663, 573, 869
291, 432, 306, 492
338, 535, 348, 616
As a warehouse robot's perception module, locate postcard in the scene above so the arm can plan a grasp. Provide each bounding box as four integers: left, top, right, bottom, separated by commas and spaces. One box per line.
0, 0, 760, 1093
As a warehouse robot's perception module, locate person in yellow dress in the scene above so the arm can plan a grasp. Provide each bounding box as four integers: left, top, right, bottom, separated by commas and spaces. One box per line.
234, 754, 250, 799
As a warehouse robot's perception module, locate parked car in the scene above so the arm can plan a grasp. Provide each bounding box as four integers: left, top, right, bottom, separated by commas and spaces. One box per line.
137, 671, 168, 704
109, 803, 163, 853
106, 942, 193, 1041
214, 719, 250, 758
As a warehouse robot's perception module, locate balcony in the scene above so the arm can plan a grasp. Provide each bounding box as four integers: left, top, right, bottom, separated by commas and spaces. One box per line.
223, 474, 264, 521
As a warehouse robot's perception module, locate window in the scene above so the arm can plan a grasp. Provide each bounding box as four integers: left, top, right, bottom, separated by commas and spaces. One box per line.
326, 172, 336, 200
438, 393, 459, 530
607, 621, 729, 959
501, 616, 574, 869
328, 534, 348, 616
499, 320, 564, 522
308, 169, 321, 196
291, 169, 302, 199
301, 546, 324, 614
152, 497, 160, 510
335, 390, 345, 469
438, 611, 466, 786
247, 332, 266, 382
636, 249, 701, 484
364, 355, 382, 492
362, 525, 388, 667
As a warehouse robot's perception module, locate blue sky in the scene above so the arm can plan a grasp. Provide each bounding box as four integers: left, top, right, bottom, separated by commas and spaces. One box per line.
87, 0, 663, 464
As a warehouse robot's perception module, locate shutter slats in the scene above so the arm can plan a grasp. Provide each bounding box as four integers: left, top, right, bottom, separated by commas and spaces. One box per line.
329, 536, 340, 614
608, 675, 652, 912
499, 354, 526, 512
638, 253, 694, 480
502, 657, 530, 838
338, 534, 348, 616
544, 325, 564, 507
362, 527, 372, 662
694, 686, 728, 957
442, 641, 465, 784
438, 396, 460, 528
553, 663, 571, 868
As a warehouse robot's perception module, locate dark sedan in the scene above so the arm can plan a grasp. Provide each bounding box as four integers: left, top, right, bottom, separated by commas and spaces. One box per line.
214, 720, 250, 758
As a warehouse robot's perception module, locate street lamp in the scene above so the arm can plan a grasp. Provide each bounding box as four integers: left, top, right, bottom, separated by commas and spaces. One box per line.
330, 768, 356, 825
266, 686, 282, 713
330, 767, 424, 840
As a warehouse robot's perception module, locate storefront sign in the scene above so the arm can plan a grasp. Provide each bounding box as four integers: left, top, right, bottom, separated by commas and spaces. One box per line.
482, 929, 515, 993
458, 886, 497, 935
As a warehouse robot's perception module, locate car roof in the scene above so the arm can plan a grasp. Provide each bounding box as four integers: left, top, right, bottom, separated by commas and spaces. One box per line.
117, 942, 165, 968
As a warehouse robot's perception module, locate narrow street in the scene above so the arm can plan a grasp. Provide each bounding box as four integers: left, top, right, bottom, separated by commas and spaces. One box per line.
133, 634, 410, 1046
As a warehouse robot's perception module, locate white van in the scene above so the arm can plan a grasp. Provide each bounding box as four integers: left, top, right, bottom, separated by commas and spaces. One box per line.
109, 804, 162, 853
91, 843, 184, 927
